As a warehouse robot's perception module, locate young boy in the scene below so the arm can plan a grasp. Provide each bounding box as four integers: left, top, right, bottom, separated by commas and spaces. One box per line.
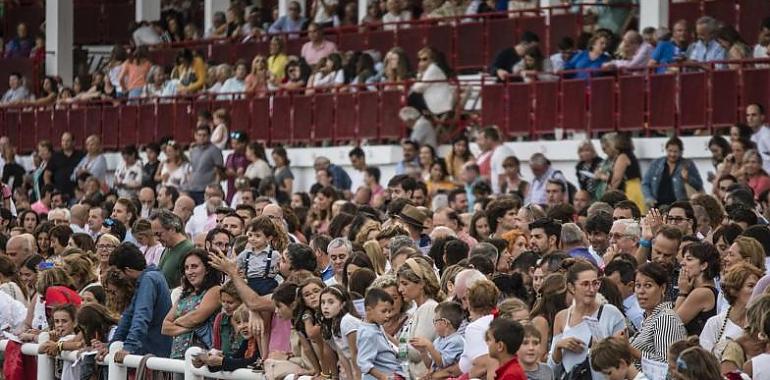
486, 318, 526, 380
357, 288, 404, 380
236, 216, 280, 295
410, 301, 465, 377
517, 324, 554, 380
590, 336, 649, 380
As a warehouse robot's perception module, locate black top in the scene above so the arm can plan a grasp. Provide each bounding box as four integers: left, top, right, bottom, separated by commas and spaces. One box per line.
657, 163, 677, 207
46, 149, 83, 197
489, 47, 522, 81
616, 151, 641, 192
575, 156, 603, 191
142, 160, 160, 189
2, 162, 25, 191
683, 286, 718, 336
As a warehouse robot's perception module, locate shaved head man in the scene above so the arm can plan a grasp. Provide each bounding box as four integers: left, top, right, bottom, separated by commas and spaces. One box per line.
6, 234, 35, 267
138, 187, 156, 218
173, 195, 195, 225
262, 204, 284, 222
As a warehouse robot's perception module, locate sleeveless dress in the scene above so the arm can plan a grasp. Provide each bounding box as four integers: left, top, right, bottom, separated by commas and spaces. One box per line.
170, 292, 214, 359
683, 287, 718, 336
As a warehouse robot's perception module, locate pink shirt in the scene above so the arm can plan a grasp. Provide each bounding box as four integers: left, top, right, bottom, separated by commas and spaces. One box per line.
269, 312, 292, 353
141, 242, 164, 266
31, 201, 49, 215
301, 40, 338, 66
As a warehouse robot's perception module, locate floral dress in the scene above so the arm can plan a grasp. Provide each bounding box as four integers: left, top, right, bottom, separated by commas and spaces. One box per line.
170, 292, 215, 359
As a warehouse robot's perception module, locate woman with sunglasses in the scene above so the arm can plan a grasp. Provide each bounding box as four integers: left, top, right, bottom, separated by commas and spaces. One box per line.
629, 262, 687, 377
549, 259, 626, 379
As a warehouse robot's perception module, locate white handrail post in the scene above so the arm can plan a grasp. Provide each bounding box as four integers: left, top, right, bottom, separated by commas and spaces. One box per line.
184, 347, 204, 380
36, 332, 54, 380
108, 341, 127, 380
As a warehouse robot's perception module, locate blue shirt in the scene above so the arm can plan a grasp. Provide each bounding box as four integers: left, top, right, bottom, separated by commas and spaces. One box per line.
395, 158, 420, 175
651, 40, 685, 73
688, 39, 726, 63
328, 164, 352, 191
268, 16, 306, 35
564, 50, 611, 80
357, 322, 403, 380
112, 265, 173, 356
320, 264, 334, 281
433, 332, 464, 370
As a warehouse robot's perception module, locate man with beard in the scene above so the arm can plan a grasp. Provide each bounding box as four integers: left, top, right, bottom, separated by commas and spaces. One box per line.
156, 185, 179, 211
185, 184, 225, 237
151, 210, 194, 288
528, 218, 560, 256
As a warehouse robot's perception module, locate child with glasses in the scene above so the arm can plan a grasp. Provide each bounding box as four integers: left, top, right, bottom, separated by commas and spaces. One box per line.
409, 301, 465, 375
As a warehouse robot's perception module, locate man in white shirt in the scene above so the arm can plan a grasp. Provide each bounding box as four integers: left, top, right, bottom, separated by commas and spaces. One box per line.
748, 103, 770, 172
0, 73, 29, 105
132, 21, 163, 46
185, 184, 225, 237
348, 147, 367, 192
475, 127, 512, 194
399, 107, 437, 148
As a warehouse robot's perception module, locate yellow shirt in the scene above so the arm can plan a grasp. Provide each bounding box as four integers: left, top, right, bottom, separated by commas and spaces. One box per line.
268, 54, 289, 82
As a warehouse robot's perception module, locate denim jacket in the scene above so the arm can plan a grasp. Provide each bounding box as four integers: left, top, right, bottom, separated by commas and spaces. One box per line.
641, 157, 703, 204
111, 265, 173, 356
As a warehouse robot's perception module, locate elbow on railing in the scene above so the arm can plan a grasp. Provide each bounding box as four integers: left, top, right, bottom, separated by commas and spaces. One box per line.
0, 338, 261, 380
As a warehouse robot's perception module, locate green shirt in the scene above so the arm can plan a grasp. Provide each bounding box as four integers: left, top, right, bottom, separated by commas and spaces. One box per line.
158, 239, 194, 288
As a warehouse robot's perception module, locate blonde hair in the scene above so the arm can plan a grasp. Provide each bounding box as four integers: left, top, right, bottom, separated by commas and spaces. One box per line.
355, 221, 382, 246
98, 233, 121, 247
720, 263, 764, 304
733, 236, 766, 271
397, 257, 445, 302
497, 297, 530, 320
363, 240, 387, 275
467, 279, 500, 313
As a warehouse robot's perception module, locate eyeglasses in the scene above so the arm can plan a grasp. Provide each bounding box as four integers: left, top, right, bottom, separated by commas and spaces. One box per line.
96, 244, 117, 251
576, 279, 602, 289
432, 318, 448, 325
666, 216, 690, 224
230, 131, 242, 140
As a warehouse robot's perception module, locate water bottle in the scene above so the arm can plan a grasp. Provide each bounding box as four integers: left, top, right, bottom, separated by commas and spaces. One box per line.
398, 333, 410, 380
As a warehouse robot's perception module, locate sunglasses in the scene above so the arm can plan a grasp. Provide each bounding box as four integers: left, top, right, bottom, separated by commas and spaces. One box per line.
102, 218, 116, 228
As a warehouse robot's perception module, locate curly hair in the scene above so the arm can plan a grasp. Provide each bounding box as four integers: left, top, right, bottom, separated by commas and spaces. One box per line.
732, 236, 767, 271
720, 263, 763, 305
397, 256, 445, 302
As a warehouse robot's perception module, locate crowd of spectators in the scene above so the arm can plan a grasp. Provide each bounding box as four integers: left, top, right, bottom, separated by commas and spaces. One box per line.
0, 100, 766, 379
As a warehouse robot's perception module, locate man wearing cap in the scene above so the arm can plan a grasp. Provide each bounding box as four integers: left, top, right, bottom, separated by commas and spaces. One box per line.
224, 131, 250, 204
399, 106, 436, 148
489, 31, 540, 82
397, 204, 432, 254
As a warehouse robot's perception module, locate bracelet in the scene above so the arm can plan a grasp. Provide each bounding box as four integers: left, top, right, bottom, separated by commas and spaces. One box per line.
57, 341, 64, 352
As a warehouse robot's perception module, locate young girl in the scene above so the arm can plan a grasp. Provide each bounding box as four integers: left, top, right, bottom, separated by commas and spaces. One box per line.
75, 303, 119, 380
195, 305, 260, 372
213, 281, 244, 357
295, 277, 330, 376
320, 285, 362, 380
269, 282, 317, 377
38, 304, 79, 380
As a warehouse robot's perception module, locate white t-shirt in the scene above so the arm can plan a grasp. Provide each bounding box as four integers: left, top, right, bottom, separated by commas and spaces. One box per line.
459, 314, 493, 374
333, 313, 361, 359
313, 0, 338, 24
0, 290, 27, 331
699, 310, 744, 352
349, 168, 366, 193
491, 144, 513, 194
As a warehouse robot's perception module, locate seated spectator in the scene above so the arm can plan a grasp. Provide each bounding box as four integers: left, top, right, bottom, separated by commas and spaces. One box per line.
241, 7, 265, 42
142, 66, 176, 98
267, 37, 289, 83
336, 2, 358, 26
27, 76, 59, 107
382, 0, 411, 30
219, 60, 248, 99
642, 137, 703, 208
164, 16, 184, 42
512, 47, 556, 83
132, 21, 163, 46
362, 1, 382, 25
245, 55, 270, 95
208, 64, 232, 94
4, 23, 33, 59
29, 34, 45, 64
688, 16, 725, 63
268, 1, 306, 35
225, 5, 246, 37
564, 33, 611, 80
408, 47, 455, 117
310, 0, 338, 28
184, 23, 201, 40
307, 54, 345, 92
349, 53, 379, 91
381, 47, 413, 88
549, 37, 576, 72
171, 49, 207, 94
490, 31, 540, 82
206, 11, 228, 38
301, 23, 338, 66
106, 45, 128, 96
716, 25, 751, 70
753, 17, 770, 62
429, 0, 464, 18
742, 150, 770, 198
72, 135, 107, 186
399, 107, 436, 148
279, 60, 310, 91
603, 30, 652, 70
1, 73, 30, 105
649, 19, 691, 73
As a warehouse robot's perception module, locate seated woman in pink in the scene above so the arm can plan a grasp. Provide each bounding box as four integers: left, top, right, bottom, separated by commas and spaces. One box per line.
742, 149, 770, 198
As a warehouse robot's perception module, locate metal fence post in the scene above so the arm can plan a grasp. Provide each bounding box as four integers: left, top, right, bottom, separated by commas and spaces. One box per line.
108, 341, 127, 380
36, 332, 54, 380
184, 347, 204, 380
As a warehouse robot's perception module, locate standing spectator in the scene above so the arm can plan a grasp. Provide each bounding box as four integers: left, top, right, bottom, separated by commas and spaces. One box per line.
575, 140, 602, 192
314, 156, 352, 193
272, 147, 294, 197
114, 145, 143, 198
688, 16, 726, 63
603, 133, 644, 212
476, 127, 513, 195
244, 142, 272, 182
500, 156, 528, 199
445, 135, 474, 181
642, 137, 703, 208
1, 73, 30, 105
110, 242, 173, 360
156, 140, 190, 190
152, 210, 194, 288
716, 25, 751, 70
268, 1, 306, 35
1, 145, 24, 191
399, 107, 436, 148
47, 132, 83, 198
4, 23, 33, 59
142, 143, 161, 189
741, 150, 770, 198
224, 131, 249, 204
409, 47, 455, 117
187, 126, 223, 205
72, 135, 108, 187
301, 23, 339, 66
348, 148, 368, 192
132, 21, 163, 46
211, 109, 230, 150
32, 140, 53, 202
172, 49, 207, 94
106, 45, 128, 97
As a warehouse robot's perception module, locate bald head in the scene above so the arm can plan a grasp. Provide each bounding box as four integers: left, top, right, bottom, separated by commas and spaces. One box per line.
173, 195, 196, 223
193, 232, 207, 249
454, 269, 486, 306
6, 234, 35, 267
262, 204, 284, 221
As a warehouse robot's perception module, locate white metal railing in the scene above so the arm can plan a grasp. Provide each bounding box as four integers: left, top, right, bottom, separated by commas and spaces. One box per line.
0, 335, 261, 380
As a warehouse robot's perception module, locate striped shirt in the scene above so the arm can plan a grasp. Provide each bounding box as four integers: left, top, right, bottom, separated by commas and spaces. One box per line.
630, 302, 687, 363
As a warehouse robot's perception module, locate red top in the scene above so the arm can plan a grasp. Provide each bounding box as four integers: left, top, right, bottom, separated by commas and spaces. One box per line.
494, 356, 527, 380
